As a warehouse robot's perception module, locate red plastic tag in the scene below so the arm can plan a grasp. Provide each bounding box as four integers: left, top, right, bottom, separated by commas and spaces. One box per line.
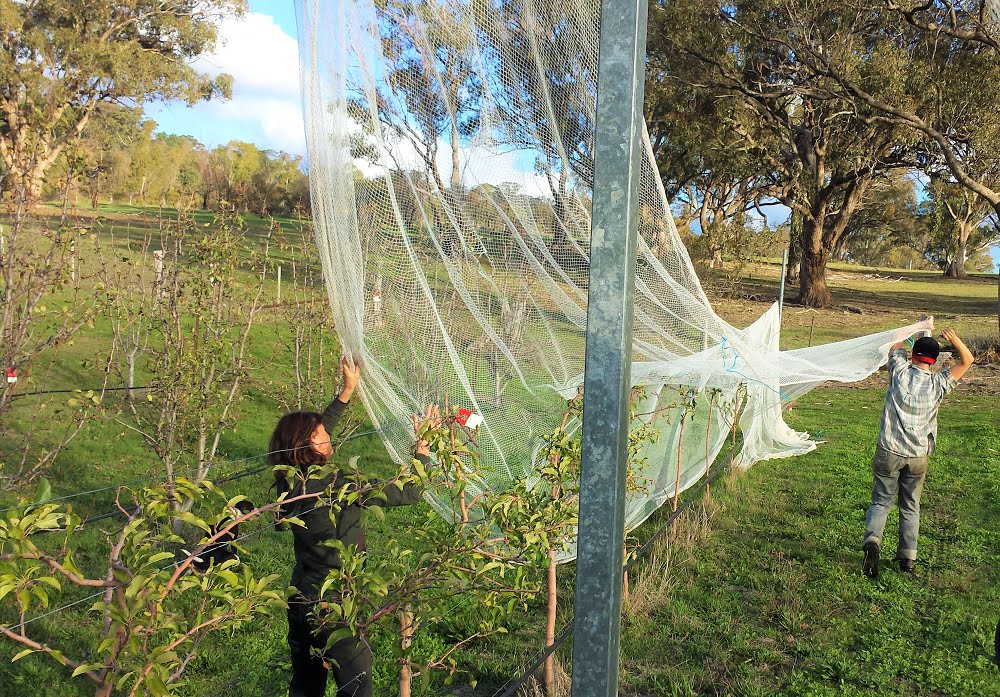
455, 407, 483, 430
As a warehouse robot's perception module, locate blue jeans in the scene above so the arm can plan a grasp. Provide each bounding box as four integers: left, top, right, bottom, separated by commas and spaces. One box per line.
863, 447, 928, 561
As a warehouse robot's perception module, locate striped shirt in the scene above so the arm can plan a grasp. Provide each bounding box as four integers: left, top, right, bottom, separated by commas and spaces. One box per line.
878, 349, 957, 457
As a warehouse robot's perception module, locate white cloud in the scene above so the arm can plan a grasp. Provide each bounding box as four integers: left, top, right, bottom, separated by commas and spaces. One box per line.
208, 96, 306, 154
196, 12, 301, 99
161, 11, 306, 155
458, 147, 551, 198
353, 135, 552, 198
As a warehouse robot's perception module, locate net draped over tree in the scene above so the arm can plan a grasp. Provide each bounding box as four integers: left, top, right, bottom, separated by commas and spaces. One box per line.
294, 0, 930, 559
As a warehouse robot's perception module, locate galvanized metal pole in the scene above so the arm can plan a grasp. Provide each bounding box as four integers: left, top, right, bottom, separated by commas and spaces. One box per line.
570, 0, 648, 692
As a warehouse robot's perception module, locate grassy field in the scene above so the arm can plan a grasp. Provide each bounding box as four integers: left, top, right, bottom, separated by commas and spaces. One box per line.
616, 388, 1000, 696
1, 207, 999, 695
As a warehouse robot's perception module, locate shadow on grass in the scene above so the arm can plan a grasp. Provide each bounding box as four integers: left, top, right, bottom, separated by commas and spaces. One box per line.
714, 267, 997, 318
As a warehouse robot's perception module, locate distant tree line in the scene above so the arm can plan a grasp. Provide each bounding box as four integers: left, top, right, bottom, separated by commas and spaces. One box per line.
0, 0, 308, 219
2, 0, 998, 300
41, 103, 311, 217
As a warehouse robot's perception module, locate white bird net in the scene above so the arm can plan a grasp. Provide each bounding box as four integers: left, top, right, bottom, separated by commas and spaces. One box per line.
294, 0, 930, 558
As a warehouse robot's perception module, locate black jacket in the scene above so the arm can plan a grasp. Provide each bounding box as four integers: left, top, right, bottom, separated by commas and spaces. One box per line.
282, 398, 425, 597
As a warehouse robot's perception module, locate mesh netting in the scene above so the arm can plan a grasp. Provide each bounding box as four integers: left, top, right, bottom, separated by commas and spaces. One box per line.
294, 0, 929, 559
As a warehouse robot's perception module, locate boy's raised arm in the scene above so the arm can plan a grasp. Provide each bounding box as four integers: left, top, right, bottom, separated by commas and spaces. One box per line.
942, 328, 974, 382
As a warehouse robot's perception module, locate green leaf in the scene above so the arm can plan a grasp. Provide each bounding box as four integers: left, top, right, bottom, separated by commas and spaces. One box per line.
34, 479, 52, 504
146, 552, 175, 565
146, 670, 169, 695
154, 650, 179, 665
11, 649, 35, 662
172, 511, 211, 533
31, 586, 49, 607
282, 516, 306, 529
216, 569, 239, 586
324, 627, 354, 649
36, 576, 61, 591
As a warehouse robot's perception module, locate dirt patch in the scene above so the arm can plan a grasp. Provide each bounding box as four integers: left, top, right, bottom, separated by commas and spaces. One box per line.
948, 362, 1000, 395
819, 360, 1000, 395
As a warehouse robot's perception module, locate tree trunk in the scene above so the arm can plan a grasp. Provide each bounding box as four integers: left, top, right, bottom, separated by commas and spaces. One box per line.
400, 607, 414, 697
544, 547, 557, 696
126, 351, 137, 392
3, 166, 43, 205
798, 247, 833, 308
996, 271, 999, 337
710, 247, 723, 269
946, 228, 969, 278
797, 209, 835, 308
450, 126, 461, 191
550, 168, 570, 250
786, 212, 802, 284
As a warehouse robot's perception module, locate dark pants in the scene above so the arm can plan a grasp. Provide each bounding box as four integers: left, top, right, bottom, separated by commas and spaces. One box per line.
287, 597, 372, 697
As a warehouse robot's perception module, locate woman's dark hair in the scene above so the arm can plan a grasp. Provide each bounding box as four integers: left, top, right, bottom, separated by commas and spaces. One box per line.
270, 412, 327, 515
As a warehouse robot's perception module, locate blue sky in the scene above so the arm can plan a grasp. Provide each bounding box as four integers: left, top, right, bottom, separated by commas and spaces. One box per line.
148, 1, 304, 154
253, 0, 297, 33
150, 3, 998, 270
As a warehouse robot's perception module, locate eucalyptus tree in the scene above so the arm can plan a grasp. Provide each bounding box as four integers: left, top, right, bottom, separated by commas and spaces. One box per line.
348, 0, 481, 194
915, 178, 1000, 276
649, 0, 922, 307
0, 0, 244, 202
778, 0, 1000, 215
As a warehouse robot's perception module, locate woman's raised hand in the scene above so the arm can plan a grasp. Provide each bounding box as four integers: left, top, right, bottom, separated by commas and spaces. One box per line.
338, 354, 362, 402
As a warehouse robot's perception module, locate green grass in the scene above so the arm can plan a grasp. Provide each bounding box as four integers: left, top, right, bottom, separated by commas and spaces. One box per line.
615, 387, 1000, 696
1, 213, 999, 695
33, 200, 305, 230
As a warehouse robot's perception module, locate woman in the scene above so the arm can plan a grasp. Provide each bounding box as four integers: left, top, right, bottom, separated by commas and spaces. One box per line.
270, 357, 434, 697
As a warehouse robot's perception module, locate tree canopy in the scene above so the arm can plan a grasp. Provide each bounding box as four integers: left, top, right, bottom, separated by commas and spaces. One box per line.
646, 0, 1000, 303
0, 0, 246, 200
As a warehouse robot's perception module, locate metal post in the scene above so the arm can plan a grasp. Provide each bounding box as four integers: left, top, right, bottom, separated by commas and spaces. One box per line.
570, 0, 648, 692
277, 265, 282, 303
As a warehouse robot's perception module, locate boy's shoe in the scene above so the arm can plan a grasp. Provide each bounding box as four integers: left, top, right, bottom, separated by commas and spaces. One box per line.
862, 542, 880, 579
898, 558, 915, 574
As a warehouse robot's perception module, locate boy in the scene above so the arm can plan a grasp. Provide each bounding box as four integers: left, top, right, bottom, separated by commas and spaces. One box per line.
862, 326, 973, 578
